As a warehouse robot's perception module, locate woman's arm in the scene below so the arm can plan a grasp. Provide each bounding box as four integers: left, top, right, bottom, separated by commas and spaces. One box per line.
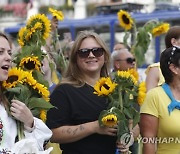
132, 124, 140, 139
10, 99, 34, 128
140, 113, 158, 154
145, 67, 160, 92
51, 120, 117, 143
10, 99, 52, 150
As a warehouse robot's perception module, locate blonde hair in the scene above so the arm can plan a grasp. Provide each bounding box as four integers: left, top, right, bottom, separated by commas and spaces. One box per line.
61, 30, 110, 86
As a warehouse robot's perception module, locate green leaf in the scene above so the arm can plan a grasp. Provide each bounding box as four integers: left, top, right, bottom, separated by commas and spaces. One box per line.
112, 108, 126, 121
124, 107, 133, 119
125, 88, 138, 96
5, 84, 31, 104
31, 108, 40, 117
6, 87, 21, 94
117, 120, 129, 139
28, 97, 54, 110
98, 110, 108, 126
132, 109, 140, 127
32, 70, 49, 88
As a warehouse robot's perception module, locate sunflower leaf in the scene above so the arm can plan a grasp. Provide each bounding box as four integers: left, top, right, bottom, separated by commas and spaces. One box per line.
31, 108, 40, 117
28, 97, 54, 110
123, 107, 133, 119
5, 84, 31, 103
117, 120, 129, 139
132, 109, 140, 127
32, 70, 49, 88
98, 110, 108, 127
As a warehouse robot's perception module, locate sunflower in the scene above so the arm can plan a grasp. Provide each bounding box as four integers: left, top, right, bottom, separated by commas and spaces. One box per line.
43, 96, 50, 102
102, 114, 118, 127
49, 8, 64, 21
128, 69, 139, 81
19, 56, 41, 71
26, 14, 51, 40
31, 22, 43, 32
24, 71, 37, 86
3, 67, 25, 88
24, 22, 43, 42
40, 110, 47, 122
152, 23, 170, 37
137, 82, 146, 106
117, 10, 133, 31
94, 77, 117, 96
18, 27, 27, 47
117, 70, 138, 85
34, 83, 50, 98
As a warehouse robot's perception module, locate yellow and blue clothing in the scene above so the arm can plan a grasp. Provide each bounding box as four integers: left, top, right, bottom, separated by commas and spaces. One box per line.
140, 86, 180, 154
145, 62, 165, 86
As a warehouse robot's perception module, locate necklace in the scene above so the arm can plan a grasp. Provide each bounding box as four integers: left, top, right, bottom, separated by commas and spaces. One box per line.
0, 117, 3, 144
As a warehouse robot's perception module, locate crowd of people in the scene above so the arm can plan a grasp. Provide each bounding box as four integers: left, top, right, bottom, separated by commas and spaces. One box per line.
0, 15, 180, 154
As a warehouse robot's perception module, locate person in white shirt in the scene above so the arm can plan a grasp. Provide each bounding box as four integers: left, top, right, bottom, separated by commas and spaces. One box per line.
0, 32, 52, 153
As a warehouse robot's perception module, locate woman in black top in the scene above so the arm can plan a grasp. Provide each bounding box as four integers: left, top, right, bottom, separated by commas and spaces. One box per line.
47, 31, 125, 154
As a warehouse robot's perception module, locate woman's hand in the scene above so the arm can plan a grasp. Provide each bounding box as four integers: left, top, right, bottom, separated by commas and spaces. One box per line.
10, 99, 34, 128
93, 121, 117, 136
132, 124, 140, 139
116, 141, 129, 154
116, 131, 134, 154
51, 16, 58, 32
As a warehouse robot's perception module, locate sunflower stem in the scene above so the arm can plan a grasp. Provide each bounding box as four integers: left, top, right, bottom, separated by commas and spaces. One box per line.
131, 22, 137, 55
17, 120, 24, 141
118, 86, 123, 112
53, 28, 67, 72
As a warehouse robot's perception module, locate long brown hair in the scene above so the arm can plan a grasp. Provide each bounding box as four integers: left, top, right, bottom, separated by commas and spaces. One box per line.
0, 32, 12, 109
61, 30, 111, 86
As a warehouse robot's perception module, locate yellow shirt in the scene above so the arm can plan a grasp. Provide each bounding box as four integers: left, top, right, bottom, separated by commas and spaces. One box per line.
140, 87, 180, 154
145, 62, 165, 86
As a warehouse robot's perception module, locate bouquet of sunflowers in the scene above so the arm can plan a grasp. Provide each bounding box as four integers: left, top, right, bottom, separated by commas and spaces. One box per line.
48, 8, 68, 75
117, 10, 170, 66
94, 69, 146, 144
2, 13, 53, 140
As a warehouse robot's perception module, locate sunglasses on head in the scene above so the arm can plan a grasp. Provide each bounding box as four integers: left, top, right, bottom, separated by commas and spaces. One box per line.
168, 46, 180, 65
116, 57, 136, 64
77, 47, 104, 58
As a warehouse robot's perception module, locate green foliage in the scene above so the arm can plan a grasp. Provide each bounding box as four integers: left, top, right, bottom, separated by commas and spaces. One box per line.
96, 70, 143, 140
121, 16, 169, 66
131, 21, 155, 66
28, 97, 53, 109
32, 70, 49, 88
5, 84, 31, 104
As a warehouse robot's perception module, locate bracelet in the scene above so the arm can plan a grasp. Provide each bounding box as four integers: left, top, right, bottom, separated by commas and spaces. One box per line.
24, 120, 35, 133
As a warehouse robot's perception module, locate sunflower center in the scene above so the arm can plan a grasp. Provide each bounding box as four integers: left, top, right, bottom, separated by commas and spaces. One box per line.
7, 75, 18, 83
24, 61, 35, 70
102, 84, 110, 90
122, 15, 130, 24
107, 118, 114, 121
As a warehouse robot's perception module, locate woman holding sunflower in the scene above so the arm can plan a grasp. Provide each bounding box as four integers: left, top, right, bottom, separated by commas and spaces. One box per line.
0, 32, 52, 153
46, 31, 130, 154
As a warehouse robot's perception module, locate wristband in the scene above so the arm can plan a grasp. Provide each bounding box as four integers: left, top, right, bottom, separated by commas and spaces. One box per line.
24, 120, 35, 133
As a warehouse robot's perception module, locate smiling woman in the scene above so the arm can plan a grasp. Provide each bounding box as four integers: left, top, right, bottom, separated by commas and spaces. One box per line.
46, 30, 129, 154
0, 32, 52, 153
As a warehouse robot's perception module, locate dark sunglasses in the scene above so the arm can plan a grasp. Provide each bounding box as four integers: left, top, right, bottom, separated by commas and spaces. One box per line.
116, 57, 136, 64
77, 47, 104, 58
